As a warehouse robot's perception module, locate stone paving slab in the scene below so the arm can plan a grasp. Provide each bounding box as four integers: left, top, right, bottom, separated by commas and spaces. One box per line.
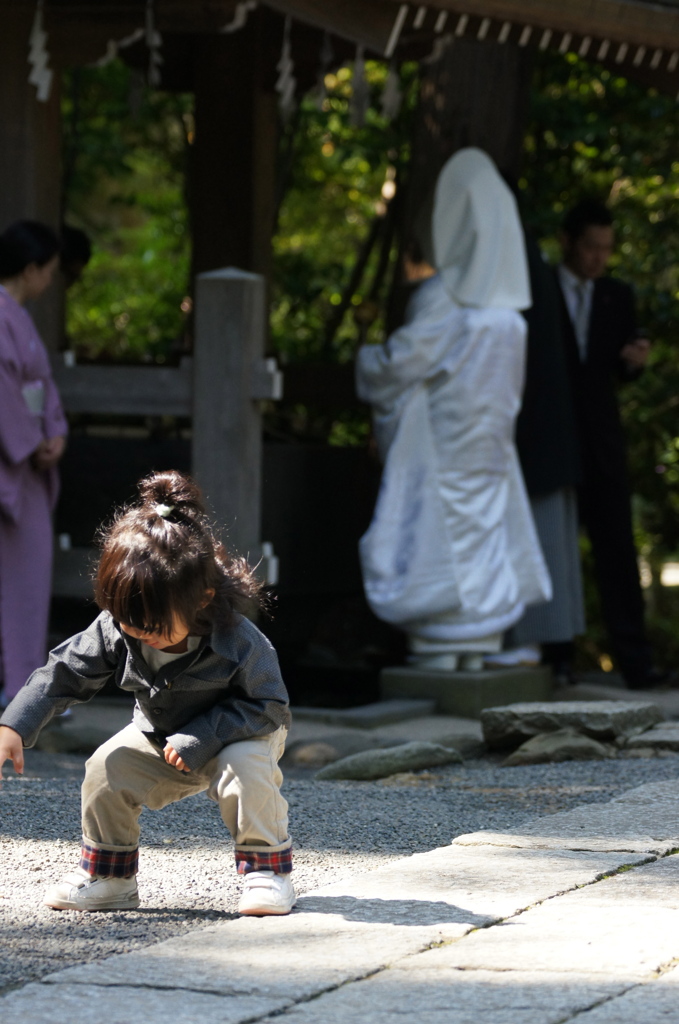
2, 840, 647, 1022
38, 912, 468, 1001
570, 962, 679, 1022
305, 844, 650, 922
0, 983, 285, 1024
429, 855, 679, 979
257, 967, 628, 1024
5, 777, 679, 1022
454, 779, 679, 853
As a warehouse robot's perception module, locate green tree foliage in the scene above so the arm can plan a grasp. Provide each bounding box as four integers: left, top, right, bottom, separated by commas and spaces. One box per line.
272, 62, 418, 364
62, 62, 192, 362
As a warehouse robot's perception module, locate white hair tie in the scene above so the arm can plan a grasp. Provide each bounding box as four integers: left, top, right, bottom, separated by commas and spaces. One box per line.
155, 503, 175, 518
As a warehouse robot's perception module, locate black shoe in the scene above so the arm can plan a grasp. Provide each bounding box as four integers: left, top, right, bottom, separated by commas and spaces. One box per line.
625, 667, 677, 691
550, 661, 576, 687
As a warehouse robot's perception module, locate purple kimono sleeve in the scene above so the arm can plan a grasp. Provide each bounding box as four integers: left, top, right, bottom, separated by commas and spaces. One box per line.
43, 375, 68, 440
0, 355, 43, 466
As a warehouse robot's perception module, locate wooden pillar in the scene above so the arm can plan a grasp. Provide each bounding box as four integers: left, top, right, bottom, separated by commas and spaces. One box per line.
192, 268, 282, 564
190, 11, 279, 282
0, 8, 62, 350
403, 37, 534, 245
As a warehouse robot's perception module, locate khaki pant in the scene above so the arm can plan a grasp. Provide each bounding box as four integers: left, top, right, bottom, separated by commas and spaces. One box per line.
81, 724, 291, 861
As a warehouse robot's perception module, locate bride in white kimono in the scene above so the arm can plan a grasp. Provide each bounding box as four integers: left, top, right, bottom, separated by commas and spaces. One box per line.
356, 148, 551, 671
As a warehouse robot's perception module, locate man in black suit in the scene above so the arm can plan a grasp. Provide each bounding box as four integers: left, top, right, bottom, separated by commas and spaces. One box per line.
557, 199, 656, 688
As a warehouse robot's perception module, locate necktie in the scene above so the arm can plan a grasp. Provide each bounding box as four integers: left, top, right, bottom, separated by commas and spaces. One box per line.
573, 281, 589, 362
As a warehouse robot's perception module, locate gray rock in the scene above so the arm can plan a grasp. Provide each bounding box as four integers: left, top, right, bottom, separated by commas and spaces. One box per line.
626, 723, 679, 751
482, 700, 663, 750
503, 728, 615, 766
315, 741, 463, 781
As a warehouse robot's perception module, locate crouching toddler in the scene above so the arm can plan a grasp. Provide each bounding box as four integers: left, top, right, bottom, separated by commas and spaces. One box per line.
0, 470, 294, 916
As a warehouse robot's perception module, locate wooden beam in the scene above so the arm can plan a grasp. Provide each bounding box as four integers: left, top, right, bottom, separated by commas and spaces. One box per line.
50, 362, 193, 416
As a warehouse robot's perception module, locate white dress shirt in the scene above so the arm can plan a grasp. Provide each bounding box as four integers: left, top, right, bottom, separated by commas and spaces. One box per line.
558, 264, 594, 362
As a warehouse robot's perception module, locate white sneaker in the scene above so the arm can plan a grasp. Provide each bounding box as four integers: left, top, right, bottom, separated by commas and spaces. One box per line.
238, 870, 296, 916
44, 867, 140, 911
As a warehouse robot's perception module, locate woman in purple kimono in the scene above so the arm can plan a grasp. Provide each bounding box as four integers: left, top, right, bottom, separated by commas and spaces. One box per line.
0, 221, 68, 705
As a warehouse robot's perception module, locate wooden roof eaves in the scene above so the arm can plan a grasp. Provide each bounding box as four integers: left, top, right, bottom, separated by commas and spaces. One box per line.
385, 0, 679, 54
13, 0, 679, 53
271, 0, 679, 54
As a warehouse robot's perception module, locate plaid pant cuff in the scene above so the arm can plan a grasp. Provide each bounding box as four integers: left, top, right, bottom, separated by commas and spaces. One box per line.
80, 841, 139, 878
235, 846, 293, 875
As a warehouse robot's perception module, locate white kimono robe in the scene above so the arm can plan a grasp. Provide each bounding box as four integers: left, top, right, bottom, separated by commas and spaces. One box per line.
356, 274, 551, 644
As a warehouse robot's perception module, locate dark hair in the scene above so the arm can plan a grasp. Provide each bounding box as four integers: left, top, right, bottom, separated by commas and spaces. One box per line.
561, 199, 613, 241
60, 224, 92, 270
94, 470, 264, 637
0, 220, 60, 278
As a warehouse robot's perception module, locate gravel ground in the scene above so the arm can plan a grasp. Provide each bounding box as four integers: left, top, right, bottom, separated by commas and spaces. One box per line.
2, 747, 679, 994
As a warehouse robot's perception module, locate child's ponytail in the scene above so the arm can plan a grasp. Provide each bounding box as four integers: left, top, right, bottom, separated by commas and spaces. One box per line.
137, 469, 205, 524
94, 470, 265, 636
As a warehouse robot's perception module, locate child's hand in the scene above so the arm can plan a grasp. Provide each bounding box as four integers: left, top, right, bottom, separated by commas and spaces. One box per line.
0, 725, 24, 780
163, 743, 190, 773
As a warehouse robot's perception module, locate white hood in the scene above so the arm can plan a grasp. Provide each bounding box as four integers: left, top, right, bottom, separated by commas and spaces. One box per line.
430, 148, 531, 311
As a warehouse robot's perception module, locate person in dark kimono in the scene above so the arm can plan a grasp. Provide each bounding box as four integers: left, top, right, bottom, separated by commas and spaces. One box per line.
0, 220, 67, 706
556, 199, 661, 689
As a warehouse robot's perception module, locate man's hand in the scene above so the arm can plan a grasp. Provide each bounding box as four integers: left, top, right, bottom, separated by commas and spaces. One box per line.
32, 435, 66, 472
163, 743, 190, 773
621, 338, 651, 371
0, 725, 24, 780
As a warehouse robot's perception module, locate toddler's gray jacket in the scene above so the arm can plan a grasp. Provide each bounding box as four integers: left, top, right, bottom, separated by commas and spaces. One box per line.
0, 611, 290, 771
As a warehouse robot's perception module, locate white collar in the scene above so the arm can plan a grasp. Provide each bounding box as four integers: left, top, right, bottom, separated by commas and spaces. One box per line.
558, 264, 593, 292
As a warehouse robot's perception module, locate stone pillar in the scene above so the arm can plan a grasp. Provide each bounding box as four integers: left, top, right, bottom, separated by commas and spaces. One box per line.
192, 268, 282, 564
0, 8, 63, 350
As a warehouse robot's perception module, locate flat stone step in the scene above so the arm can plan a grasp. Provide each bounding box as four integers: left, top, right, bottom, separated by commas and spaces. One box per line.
481, 700, 664, 750
568, 682, 679, 721
380, 664, 553, 718
291, 698, 436, 729
626, 722, 679, 751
